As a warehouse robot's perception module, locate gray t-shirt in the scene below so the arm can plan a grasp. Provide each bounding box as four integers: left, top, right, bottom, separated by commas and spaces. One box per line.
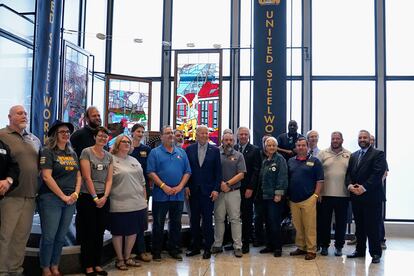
80, 147, 113, 194
110, 155, 147, 213
39, 147, 79, 195
219, 146, 247, 190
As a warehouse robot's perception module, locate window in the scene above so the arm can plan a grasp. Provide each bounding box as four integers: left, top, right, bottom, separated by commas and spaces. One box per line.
112, 0, 163, 77
0, 37, 33, 127
62, 0, 80, 45
84, 1, 106, 71
386, 0, 414, 76
386, 81, 414, 220
312, 0, 375, 75
312, 81, 375, 151
287, 80, 302, 132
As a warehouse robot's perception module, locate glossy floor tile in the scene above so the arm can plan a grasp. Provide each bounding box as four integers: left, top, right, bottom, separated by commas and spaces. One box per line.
67, 237, 414, 275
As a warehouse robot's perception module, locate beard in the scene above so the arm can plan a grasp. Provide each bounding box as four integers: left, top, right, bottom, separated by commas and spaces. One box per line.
223, 144, 233, 154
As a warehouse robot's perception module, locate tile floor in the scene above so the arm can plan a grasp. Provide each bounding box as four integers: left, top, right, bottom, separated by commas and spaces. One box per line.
67, 237, 414, 275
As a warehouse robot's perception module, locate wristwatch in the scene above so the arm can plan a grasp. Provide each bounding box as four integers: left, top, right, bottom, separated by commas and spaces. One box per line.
6, 177, 13, 186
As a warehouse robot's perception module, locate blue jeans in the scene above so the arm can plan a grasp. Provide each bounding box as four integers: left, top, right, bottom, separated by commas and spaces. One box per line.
263, 199, 283, 250
151, 201, 183, 254
38, 193, 76, 268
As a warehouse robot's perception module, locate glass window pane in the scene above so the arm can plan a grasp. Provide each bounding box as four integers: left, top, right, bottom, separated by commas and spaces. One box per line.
91, 76, 105, 117
0, 5, 34, 42
240, 81, 252, 129
386, 1, 414, 76
0, 0, 34, 12
151, 82, 161, 131
287, 48, 302, 76
62, 0, 80, 45
84, 1, 106, 72
386, 81, 414, 219
286, 0, 302, 47
312, 81, 375, 151
0, 37, 32, 127
172, 0, 230, 49
312, 0, 375, 75
112, 0, 163, 77
287, 80, 302, 132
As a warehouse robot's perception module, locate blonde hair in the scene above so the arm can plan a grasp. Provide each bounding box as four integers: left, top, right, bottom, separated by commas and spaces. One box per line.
111, 134, 132, 155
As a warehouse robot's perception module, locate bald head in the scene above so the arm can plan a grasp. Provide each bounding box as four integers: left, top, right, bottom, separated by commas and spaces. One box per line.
8, 105, 28, 132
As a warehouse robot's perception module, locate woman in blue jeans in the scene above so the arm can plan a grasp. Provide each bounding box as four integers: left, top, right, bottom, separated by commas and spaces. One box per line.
258, 137, 288, 257
38, 120, 81, 276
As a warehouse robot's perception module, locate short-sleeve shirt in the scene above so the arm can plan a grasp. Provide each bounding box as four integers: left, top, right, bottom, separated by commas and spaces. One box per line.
219, 147, 247, 190
130, 143, 151, 185
39, 147, 79, 195
111, 155, 147, 212
288, 155, 324, 203
317, 147, 351, 197
80, 147, 113, 194
147, 145, 191, 202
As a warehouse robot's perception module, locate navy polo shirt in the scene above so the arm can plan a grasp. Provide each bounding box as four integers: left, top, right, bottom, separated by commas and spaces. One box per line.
288, 155, 324, 203
147, 144, 191, 202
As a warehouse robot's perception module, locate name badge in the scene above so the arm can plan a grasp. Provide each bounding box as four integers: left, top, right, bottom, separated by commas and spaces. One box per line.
97, 164, 104, 171
0, 149, 7, 155
140, 151, 147, 157
306, 161, 314, 167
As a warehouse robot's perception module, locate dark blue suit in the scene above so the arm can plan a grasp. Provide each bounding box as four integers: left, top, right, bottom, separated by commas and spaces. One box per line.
186, 143, 222, 251
346, 146, 387, 257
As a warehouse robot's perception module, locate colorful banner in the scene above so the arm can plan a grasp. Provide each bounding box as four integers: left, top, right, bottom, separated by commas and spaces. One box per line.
253, 0, 286, 144
32, 0, 63, 144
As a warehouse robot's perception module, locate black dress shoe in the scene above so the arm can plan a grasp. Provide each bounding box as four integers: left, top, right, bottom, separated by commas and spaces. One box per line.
94, 270, 108, 276
85, 272, 96, 276
371, 255, 381, 263
259, 247, 273, 254
242, 245, 250, 254
320, 247, 328, 256
186, 249, 201, 257
202, 250, 211, 259
273, 249, 282, 257
169, 252, 183, 261
347, 251, 366, 258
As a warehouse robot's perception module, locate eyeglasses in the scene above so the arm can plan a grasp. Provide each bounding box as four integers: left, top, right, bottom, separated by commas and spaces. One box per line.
57, 130, 71, 134
120, 140, 131, 144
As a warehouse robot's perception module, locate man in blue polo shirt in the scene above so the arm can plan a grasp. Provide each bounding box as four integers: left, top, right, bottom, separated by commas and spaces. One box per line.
147, 125, 191, 262
288, 137, 324, 260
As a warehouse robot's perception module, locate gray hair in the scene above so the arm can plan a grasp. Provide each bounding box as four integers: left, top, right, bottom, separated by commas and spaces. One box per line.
265, 136, 278, 147
196, 125, 209, 133
306, 130, 319, 139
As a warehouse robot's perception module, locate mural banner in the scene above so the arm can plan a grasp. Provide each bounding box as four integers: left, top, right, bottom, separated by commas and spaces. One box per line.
253, 0, 286, 144
32, 0, 63, 143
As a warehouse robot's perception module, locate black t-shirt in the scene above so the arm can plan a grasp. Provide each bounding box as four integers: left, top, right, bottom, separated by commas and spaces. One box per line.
39, 147, 79, 195
70, 126, 96, 158
276, 132, 304, 160
130, 144, 151, 185
0, 139, 20, 198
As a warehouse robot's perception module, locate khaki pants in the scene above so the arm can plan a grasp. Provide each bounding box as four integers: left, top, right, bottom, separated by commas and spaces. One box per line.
290, 195, 317, 253
0, 197, 36, 274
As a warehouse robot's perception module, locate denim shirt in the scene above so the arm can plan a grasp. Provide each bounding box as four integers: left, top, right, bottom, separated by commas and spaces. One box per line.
259, 153, 288, 200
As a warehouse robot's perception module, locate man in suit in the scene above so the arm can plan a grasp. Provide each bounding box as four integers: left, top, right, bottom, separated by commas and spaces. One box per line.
346, 130, 387, 264
185, 125, 222, 259
234, 127, 261, 253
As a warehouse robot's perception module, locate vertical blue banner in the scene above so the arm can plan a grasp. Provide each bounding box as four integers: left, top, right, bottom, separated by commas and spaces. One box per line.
253, 0, 286, 144
32, 0, 63, 144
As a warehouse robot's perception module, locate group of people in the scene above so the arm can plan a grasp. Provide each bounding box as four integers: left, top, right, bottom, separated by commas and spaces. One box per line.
0, 105, 388, 276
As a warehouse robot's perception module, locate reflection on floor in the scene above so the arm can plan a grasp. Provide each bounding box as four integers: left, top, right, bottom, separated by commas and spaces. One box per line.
67, 237, 414, 275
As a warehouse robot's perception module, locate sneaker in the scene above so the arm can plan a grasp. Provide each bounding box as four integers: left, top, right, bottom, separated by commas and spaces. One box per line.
211, 246, 223, 254
320, 247, 328, 256
334, 248, 343, 256
234, 248, 243, 258
381, 242, 387, 250
347, 237, 357, 245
